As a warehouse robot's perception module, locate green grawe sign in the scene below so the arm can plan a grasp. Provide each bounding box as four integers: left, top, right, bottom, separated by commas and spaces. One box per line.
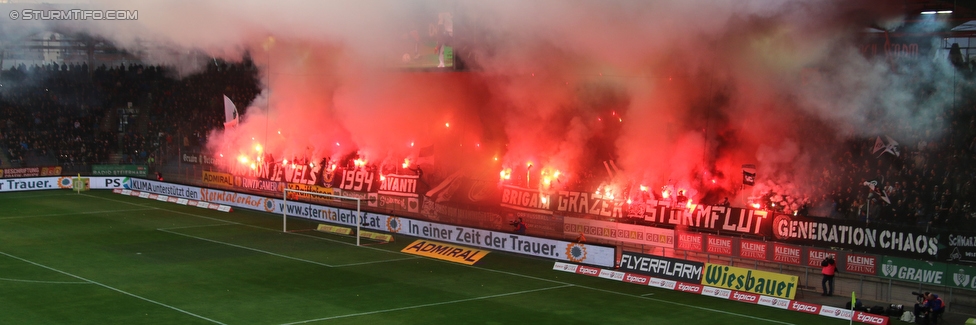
946, 264, 976, 291
879, 256, 946, 285
92, 165, 148, 177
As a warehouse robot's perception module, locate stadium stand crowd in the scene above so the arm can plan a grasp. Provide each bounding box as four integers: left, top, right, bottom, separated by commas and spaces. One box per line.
0, 56, 974, 232
0, 59, 260, 168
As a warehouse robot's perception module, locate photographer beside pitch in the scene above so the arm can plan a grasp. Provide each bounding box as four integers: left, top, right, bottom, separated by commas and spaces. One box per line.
913, 291, 944, 325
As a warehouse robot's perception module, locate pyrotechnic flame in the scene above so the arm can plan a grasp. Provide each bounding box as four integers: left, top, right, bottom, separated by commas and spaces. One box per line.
410, 142, 415, 147
309, 162, 315, 168
445, 122, 450, 128
640, 185, 648, 192
238, 155, 248, 164
751, 203, 761, 209
380, 175, 386, 181
626, 198, 632, 204
255, 144, 262, 152
249, 163, 256, 170
543, 177, 551, 186
282, 159, 288, 165
354, 159, 366, 168
257, 156, 262, 162
540, 196, 548, 205
499, 168, 512, 180
402, 159, 410, 169
553, 170, 561, 179
662, 190, 669, 199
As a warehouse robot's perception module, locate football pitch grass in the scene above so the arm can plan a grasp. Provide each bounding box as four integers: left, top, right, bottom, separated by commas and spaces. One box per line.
1, 190, 846, 325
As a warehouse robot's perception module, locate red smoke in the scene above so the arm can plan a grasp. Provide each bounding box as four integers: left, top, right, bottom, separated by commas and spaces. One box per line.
45, 0, 953, 210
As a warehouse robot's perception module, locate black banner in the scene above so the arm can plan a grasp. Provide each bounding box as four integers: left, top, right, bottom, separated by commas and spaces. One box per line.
618, 251, 704, 284
229, 159, 335, 187
856, 34, 934, 60
378, 174, 424, 197
181, 153, 217, 165
947, 233, 976, 265
555, 190, 626, 218
331, 168, 380, 193
742, 164, 756, 186
425, 176, 500, 205
769, 214, 944, 260
628, 200, 771, 237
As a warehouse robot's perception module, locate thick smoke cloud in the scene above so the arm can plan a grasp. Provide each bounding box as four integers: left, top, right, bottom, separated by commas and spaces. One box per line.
5, 0, 958, 208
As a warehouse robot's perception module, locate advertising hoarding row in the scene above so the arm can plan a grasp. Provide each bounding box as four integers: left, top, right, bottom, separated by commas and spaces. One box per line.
554, 260, 886, 324
125, 178, 617, 267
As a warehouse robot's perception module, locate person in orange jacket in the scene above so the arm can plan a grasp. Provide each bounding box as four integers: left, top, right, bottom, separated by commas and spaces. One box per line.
821, 256, 836, 296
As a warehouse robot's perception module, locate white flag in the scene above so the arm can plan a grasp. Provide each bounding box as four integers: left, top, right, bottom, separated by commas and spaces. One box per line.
883, 135, 899, 157
223, 95, 239, 128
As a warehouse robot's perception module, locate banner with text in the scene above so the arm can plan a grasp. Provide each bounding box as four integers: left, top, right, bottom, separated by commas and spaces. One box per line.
92, 164, 148, 177
947, 233, 976, 265
202, 171, 234, 188
618, 251, 703, 283
0, 176, 127, 192
702, 263, 798, 299
770, 214, 943, 260
285, 183, 337, 205
331, 168, 381, 193
705, 235, 734, 256
234, 175, 284, 193
0, 166, 62, 178
228, 158, 335, 187
181, 153, 217, 165
629, 200, 770, 237
124, 178, 615, 267
563, 217, 674, 248
400, 239, 489, 265
878, 256, 946, 286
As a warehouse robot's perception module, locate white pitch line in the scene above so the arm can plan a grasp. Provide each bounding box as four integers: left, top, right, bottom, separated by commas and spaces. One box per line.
640, 293, 655, 296
157, 228, 336, 268
277, 284, 575, 325
84, 194, 242, 226
332, 257, 421, 267
0, 250, 226, 325
157, 223, 236, 231
0, 277, 90, 284
85, 193, 794, 325
0, 193, 74, 200
0, 208, 158, 220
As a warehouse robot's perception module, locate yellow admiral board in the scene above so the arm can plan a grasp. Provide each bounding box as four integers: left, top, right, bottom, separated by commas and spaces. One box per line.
401, 239, 489, 265
360, 230, 394, 242
316, 224, 353, 235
